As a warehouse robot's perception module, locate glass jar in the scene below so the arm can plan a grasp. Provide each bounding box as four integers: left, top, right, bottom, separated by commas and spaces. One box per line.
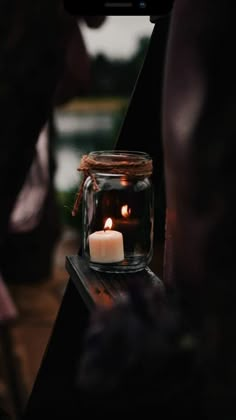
81, 151, 154, 273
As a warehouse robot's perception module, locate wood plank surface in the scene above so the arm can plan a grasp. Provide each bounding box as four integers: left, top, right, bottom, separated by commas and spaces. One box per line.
66, 255, 163, 311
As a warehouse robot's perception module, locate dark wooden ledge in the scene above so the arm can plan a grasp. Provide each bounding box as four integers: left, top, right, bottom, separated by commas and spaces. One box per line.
66, 255, 163, 311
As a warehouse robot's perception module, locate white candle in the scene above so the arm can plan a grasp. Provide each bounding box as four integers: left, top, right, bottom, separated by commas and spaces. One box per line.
88, 218, 124, 263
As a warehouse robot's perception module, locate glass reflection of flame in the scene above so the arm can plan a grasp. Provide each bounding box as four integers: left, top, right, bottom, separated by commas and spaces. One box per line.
121, 205, 131, 218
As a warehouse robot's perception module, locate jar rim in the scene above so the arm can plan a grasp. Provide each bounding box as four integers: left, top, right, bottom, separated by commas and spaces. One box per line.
88, 150, 151, 162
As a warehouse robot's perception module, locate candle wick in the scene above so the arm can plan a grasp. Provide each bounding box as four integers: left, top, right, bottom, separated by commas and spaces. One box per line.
104, 227, 111, 232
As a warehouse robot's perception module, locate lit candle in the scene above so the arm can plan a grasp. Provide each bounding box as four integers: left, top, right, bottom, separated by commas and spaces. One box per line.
88, 218, 124, 263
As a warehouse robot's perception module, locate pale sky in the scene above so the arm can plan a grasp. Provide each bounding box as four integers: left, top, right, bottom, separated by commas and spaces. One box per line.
80, 16, 153, 59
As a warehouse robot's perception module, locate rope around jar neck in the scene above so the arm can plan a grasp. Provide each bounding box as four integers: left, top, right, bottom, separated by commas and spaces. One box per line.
72, 153, 153, 216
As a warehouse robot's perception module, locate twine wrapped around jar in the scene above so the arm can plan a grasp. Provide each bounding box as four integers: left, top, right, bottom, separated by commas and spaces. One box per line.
72, 152, 153, 216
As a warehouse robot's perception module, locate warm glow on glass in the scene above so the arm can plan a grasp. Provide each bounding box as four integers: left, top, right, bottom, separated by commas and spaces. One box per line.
120, 177, 129, 186
104, 218, 113, 230
121, 205, 131, 218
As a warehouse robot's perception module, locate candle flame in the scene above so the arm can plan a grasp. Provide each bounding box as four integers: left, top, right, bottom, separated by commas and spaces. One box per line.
121, 205, 131, 218
104, 218, 113, 230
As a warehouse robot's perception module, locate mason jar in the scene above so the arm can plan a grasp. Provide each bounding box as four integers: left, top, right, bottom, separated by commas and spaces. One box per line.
81, 150, 154, 273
